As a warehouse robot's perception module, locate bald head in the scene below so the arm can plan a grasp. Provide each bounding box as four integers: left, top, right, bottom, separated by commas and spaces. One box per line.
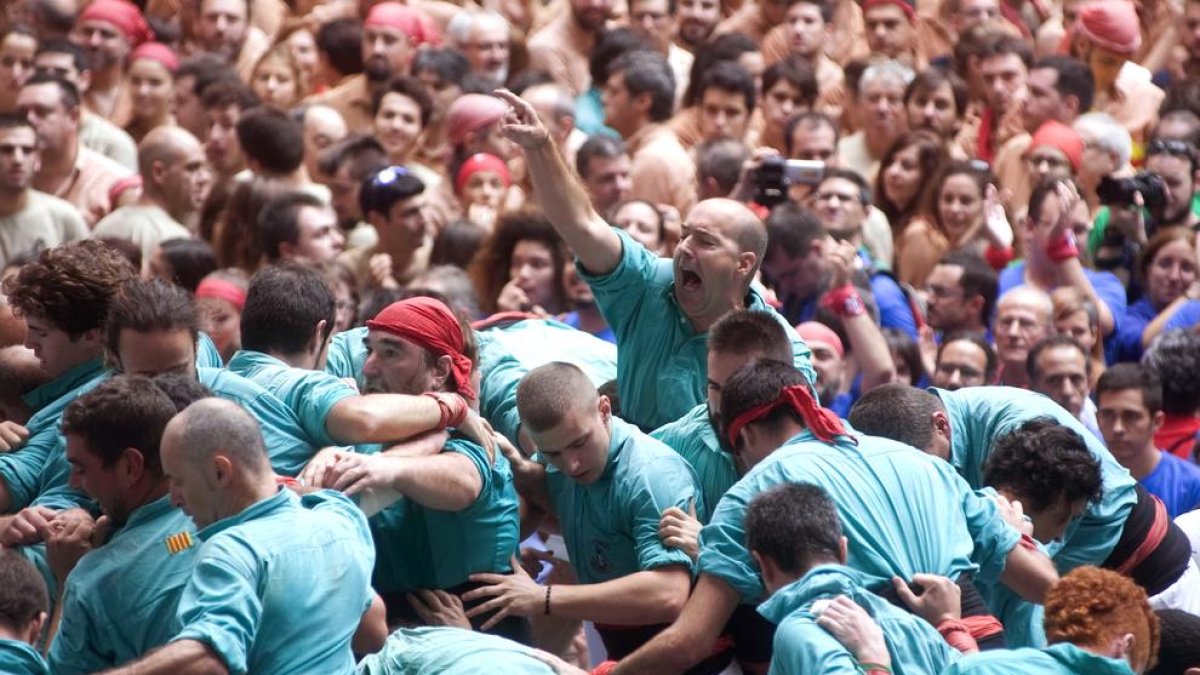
302, 105, 348, 180
169, 397, 271, 475
138, 126, 207, 214
139, 126, 202, 171
517, 362, 598, 433
696, 198, 767, 260
997, 286, 1053, 322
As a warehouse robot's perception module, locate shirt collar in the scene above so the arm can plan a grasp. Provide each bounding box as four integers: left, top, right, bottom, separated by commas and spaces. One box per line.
21, 357, 107, 413
197, 487, 293, 542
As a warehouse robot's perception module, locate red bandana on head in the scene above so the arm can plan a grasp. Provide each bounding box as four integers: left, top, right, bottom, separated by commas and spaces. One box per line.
79, 0, 155, 46
367, 297, 476, 400
726, 384, 850, 448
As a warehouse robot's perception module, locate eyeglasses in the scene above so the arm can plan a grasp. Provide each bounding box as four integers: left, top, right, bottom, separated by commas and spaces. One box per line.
1147, 139, 1196, 157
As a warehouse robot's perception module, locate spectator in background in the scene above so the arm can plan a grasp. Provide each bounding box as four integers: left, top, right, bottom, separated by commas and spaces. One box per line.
933, 331, 997, 390
992, 286, 1053, 388
1027, 334, 1100, 438
924, 250, 998, 339
576, 135, 632, 218
1098, 364, 1200, 519
1142, 330, 1200, 461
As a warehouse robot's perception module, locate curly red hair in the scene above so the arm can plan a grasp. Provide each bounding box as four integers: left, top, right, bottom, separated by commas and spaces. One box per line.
1044, 566, 1159, 673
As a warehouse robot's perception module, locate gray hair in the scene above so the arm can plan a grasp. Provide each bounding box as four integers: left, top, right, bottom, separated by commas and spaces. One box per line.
1074, 112, 1132, 167
446, 9, 509, 46
858, 60, 915, 96
178, 397, 271, 474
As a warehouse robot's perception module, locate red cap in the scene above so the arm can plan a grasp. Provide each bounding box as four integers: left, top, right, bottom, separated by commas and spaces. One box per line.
1026, 120, 1084, 172
130, 41, 179, 73
78, 0, 154, 46
455, 153, 511, 194
1077, 0, 1142, 55
862, 0, 916, 22
364, 2, 441, 46
796, 321, 845, 359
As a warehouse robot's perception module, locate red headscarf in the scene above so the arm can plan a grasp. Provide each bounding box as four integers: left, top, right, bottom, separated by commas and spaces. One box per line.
861, 0, 916, 22
78, 0, 155, 46
364, 2, 442, 46
455, 153, 511, 194
130, 41, 179, 73
726, 384, 849, 448
367, 297, 476, 400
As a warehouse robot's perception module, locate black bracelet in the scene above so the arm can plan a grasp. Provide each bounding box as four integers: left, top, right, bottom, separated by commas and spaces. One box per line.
544, 584, 552, 615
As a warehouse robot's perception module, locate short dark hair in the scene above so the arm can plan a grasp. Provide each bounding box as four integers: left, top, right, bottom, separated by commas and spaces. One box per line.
847, 384, 945, 451
719, 359, 808, 451
576, 134, 628, 179
819, 168, 871, 205
360, 166, 426, 219
0, 549, 47, 632
152, 373, 214, 412
682, 32, 758, 106
1096, 363, 1163, 416
317, 133, 386, 180
745, 483, 843, 575
1149, 609, 1200, 675
371, 75, 434, 126
61, 375, 178, 476
978, 33, 1033, 69
696, 138, 750, 195
177, 53, 240, 99
937, 331, 998, 383
412, 48, 469, 85
982, 417, 1104, 513
1027, 334, 1091, 382
158, 238, 218, 293
2, 240, 136, 336
259, 191, 328, 262
763, 56, 819, 108
709, 310, 793, 362
784, 111, 838, 156
241, 263, 336, 355
764, 202, 824, 261
1032, 55, 1094, 114
609, 50, 675, 122
791, 0, 834, 22
315, 18, 364, 77
904, 67, 968, 118
588, 28, 652, 90
1143, 330, 1200, 415
21, 72, 80, 110
236, 106, 305, 174
201, 79, 261, 113
0, 113, 35, 135
36, 37, 87, 74
105, 279, 201, 359
696, 61, 756, 115
939, 250, 999, 325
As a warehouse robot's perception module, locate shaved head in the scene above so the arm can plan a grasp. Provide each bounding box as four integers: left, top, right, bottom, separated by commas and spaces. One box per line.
168, 397, 271, 475
139, 126, 203, 171
517, 362, 598, 433
697, 198, 767, 258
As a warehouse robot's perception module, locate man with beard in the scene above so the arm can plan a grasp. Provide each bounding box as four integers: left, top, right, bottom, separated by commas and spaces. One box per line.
308, 2, 439, 131
92, 126, 209, 260
496, 89, 814, 431
190, 0, 268, 82
0, 114, 86, 271
925, 251, 997, 338
674, 0, 721, 51
69, 0, 153, 127
446, 10, 511, 91
527, 0, 615, 96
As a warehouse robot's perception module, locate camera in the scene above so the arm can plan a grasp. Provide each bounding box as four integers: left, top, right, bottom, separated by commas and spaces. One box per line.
1096, 172, 1168, 212
756, 157, 825, 207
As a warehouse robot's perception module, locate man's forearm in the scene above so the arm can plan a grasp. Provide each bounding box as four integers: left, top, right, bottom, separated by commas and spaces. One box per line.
101, 639, 228, 675
843, 313, 897, 391
327, 394, 442, 445
611, 573, 741, 675
1058, 260, 1116, 336
1000, 541, 1059, 604
549, 567, 690, 625
392, 453, 483, 511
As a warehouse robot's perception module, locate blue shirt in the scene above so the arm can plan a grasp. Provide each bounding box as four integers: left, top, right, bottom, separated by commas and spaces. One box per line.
941, 643, 1135, 674
0, 640, 47, 675
869, 270, 919, 340
174, 489, 374, 675
49, 496, 197, 674
1163, 299, 1200, 334
226, 350, 359, 448
758, 565, 959, 675
546, 417, 703, 585
559, 310, 616, 343
1114, 297, 1157, 363
699, 431, 1020, 604
577, 229, 815, 430
998, 262, 1126, 364
356, 626, 554, 674
1142, 451, 1200, 518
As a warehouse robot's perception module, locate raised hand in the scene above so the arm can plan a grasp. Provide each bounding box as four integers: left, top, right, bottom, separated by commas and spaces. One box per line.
493, 89, 551, 150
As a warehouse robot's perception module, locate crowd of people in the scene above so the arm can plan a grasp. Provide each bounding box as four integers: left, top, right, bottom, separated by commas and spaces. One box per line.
3, 0, 1200, 672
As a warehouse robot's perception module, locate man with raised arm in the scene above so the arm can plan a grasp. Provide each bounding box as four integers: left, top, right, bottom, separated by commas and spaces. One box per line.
493, 89, 813, 431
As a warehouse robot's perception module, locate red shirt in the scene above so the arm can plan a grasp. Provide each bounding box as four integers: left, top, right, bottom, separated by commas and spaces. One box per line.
1154, 413, 1200, 460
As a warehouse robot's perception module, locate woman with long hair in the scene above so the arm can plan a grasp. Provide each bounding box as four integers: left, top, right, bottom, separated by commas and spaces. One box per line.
874, 130, 948, 245
469, 211, 569, 316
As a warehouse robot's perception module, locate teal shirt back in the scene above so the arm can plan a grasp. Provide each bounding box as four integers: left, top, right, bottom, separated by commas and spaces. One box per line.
198, 367, 320, 476
174, 489, 374, 675
545, 417, 704, 585
941, 643, 1135, 674
576, 229, 816, 430
226, 350, 358, 448
651, 403, 735, 523
356, 626, 555, 674
699, 432, 1021, 604
0, 359, 107, 511
758, 565, 959, 675
326, 327, 370, 390
49, 496, 197, 675
935, 386, 1137, 571
477, 318, 617, 445
0, 640, 48, 675
369, 436, 520, 593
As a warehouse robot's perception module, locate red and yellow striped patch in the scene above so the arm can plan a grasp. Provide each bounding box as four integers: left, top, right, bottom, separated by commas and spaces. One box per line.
164, 531, 194, 555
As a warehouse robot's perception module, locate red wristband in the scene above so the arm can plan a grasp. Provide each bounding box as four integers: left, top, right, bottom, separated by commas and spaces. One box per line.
591, 661, 618, 675
1045, 230, 1079, 263
820, 283, 867, 318
423, 392, 468, 428
937, 618, 979, 652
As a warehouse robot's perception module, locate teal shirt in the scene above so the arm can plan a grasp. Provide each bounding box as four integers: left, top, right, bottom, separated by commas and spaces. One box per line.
326, 327, 370, 391
935, 386, 1137, 571
356, 626, 554, 674
545, 417, 704, 585
941, 643, 1135, 674
0, 640, 48, 675
758, 565, 959, 675
49, 496, 197, 674
226, 350, 358, 448
198, 367, 320, 476
197, 332, 223, 368
576, 228, 816, 430
651, 403, 735, 524
699, 431, 1021, 604
369, 436, 520, 593
174, 489, 374, 675
477, 318, 617, 445
0, 358, 107, 511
